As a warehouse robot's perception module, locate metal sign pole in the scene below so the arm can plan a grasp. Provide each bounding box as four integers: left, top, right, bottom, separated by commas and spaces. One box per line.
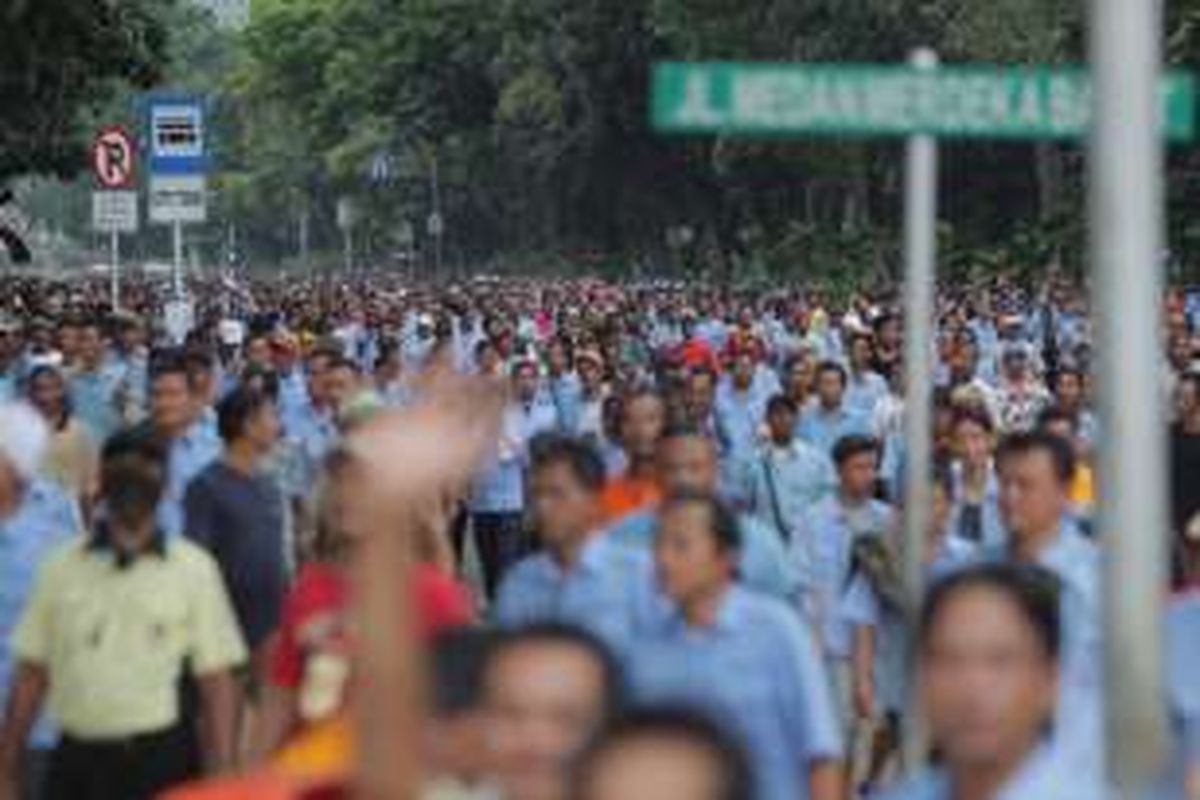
1089, 0, 1169, 792
900, 47, 939, 768
110, 227, 120, 311
172, 219, 184, 298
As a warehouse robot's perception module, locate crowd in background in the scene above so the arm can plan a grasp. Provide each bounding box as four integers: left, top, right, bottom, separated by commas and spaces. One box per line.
0, 271, 1197, 800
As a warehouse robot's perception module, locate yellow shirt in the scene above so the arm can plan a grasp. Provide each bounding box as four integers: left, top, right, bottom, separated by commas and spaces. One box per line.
13, 537, 247, 739
1070, 464, 1095, 508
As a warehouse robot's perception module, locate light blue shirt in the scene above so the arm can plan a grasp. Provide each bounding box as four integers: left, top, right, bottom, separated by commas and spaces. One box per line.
157, 417, 223, 538
470, 400, 559, 513
949, 462, 1007, 547
493, 533, 665, 654
740, 439, 835, 545
844, 370, 888, 419
0, 371, 17, 403
0, 480, 80, 748
609, 509, 800, 600
276, 371, 310, 437
282, 399, 338, 499
715, 377, 777, 461
547, 373, 583, 434
69, 361, 127, 444
1167, 592, 1200, 771
630, 586, 843, 800
792, 495, 893, 659
797, 404, 871, 457
878, 742, 1108, 800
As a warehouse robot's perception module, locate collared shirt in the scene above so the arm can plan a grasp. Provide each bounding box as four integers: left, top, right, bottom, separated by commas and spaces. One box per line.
0, 480, 80, 749
282, 399, 338, 500
69, 360, 127, 444
949, 462, 1006, 547
878, 742, 1109, 800
608, 509, 800, 600
470, 400, 559, 513
12, 536, 246, 740
796, 404, 870, 457
844, 369, 888, 420
630, 586, 843, 800
715, 371, 781, 458
157, 418, 223, 539
740, 439, 835, 545
493, 534, 665, 654
791, 495, 893, 659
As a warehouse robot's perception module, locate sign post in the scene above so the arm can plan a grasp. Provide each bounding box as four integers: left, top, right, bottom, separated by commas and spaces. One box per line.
90, 128, 139, 311
147, 96, 208, 301
653, 56, 1193, 784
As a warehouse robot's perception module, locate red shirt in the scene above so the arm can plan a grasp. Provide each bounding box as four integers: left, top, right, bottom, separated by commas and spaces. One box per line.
270, 562, 474, 689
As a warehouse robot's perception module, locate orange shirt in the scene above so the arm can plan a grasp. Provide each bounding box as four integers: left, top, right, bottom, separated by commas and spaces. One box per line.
601, 473, 662, 523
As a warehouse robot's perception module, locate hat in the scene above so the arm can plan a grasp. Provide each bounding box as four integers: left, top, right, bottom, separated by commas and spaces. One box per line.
0, 403, 49, 483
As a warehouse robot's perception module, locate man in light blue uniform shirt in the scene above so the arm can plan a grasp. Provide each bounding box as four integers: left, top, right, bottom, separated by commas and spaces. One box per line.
798, 361, 871, 458
67, 318, 126, 445
844, 332, 889, 420
714, 350, 779, 466
879, 563, 1109, 800
792, 434, 892, 722
609, 427, 799, 600
470, 359, 558, 598
989, 431, 1103, 777
147, 356, 222, 538
630, 491, 843, 800
494, 436, 663, 655
0, 403, 80, 798
741, 395, 835, 547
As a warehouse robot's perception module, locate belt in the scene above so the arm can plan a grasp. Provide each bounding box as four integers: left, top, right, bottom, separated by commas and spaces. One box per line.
60, 724, 181, 751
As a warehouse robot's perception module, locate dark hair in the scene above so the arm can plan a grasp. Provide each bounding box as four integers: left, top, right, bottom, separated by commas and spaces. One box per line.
240, 366, 280, 402
815, 360, 847, 386
217, 386, 275, 444
1054, 366, 1084, 388
919, 563, 1062, 662
996, 431, 1075, 486
931, 459, 955, 500
530, 434, 606, 492
832, 434, 879, 468
952, 404, 995, 435
572, 706, 755, 800
660, 422, 710, 444
486, 623, 626, 721
766, 393, 797, 416
1036, 406, 1078, 436
431, 629, 502, 717
148, 350, 195, 391
182, 344, 216, 376
660, 489, 742, 553
101, 425, 168, 473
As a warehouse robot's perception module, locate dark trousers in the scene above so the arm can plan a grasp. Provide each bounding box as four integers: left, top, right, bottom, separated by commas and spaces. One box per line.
42, 725, 194, 800
472, 511, 530, 599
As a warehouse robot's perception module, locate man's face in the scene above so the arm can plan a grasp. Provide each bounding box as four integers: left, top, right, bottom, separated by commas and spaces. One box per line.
78, 326, 104, 367
29, 371, 66, 419
578, 359, 602, 392
787, 358, 813, 397
102, 455, 166, 547
0, 329, 18, 363
57, 324, 80, 359
659, 437, 717, 495
851, 337, 873, 369
1054, 373, 1083, 410
530, 462, 598, 552
514, 366, 540, 403
816, 369, 845, 409
484, 643, 610, 800
1170, 336, 1192, 370
246, 337, 272, 368
921, 587, 1057, 773
838, 451, 878, 499
150, 373, 194, 434
246, 401, 282, 452
1177, 379, 1199, 422
578, 738, 726, 800
731, 355, 754, 389
766, 406, 795, 444
622, 395, 666, 460
998, 450, 1067, 541
654, 502, 732, 606
954, 419, 992, 469
686, 373, 715, 418
325, 366, 357, 411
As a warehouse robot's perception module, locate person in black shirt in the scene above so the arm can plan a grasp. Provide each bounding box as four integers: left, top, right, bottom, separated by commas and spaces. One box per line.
1171, 372, 1200, 548
184, 385, 287, 680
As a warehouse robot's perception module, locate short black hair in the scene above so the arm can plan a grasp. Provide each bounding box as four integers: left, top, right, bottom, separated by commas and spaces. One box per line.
431, 628, 502, 717
529, 434, 606, 492
952, 404, 995, 435
101, 425, 168, 473
240, 366, 280, 403
1036, 406, 1078, 436
996, 430, 1075, 486
832, 434, 879, 467
766, 393, 797, 416
660, 489, 742, 553
485, 623, 626, 721
148, 350, 195, 391
919, 563, 1062, 662
573, 705, 755, 800
217, 386, 275, 444
815, 360, 847, 386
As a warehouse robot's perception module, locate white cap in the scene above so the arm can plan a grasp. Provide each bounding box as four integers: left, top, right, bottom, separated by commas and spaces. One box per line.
0, 402, 49, 483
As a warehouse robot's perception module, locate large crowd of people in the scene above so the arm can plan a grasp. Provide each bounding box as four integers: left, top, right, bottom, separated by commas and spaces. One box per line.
0, 271, 1197, 800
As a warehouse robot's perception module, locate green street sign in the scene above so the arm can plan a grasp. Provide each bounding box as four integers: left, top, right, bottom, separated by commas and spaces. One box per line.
652, 62, 1196, 140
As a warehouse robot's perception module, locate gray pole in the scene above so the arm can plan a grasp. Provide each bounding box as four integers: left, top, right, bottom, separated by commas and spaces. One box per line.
900, 48, 938, 766
110, 228, 120, 311
172, 220, 184, 298
1089, 0, 1169, 792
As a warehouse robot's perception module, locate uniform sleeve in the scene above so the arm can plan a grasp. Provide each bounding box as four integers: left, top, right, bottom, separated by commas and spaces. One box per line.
774, 609, 844, 761
11, 554, 63, 666
186, 550, 249, 675
492, 568, 530, 628
738, 519, 800, 600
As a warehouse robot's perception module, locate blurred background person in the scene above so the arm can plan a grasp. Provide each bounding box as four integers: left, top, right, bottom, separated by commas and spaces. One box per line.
26, 365, 98, 515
